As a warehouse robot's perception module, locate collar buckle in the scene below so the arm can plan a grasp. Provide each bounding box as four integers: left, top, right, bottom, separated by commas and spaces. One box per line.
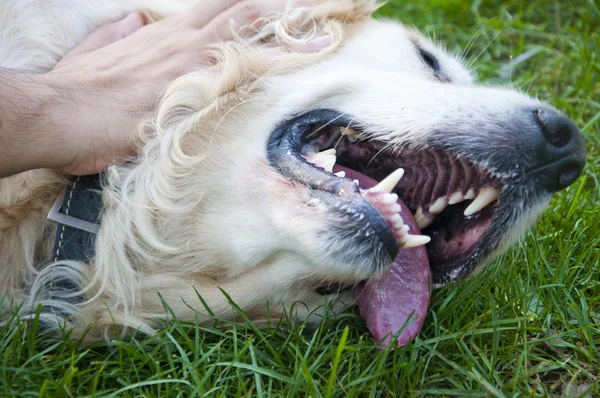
47, 186, 101, 235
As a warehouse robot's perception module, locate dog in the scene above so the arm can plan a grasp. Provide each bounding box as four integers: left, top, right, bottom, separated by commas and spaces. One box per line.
0, 0, 586, 347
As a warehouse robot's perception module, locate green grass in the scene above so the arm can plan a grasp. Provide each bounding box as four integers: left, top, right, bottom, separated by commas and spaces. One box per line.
2, 0, 599, 396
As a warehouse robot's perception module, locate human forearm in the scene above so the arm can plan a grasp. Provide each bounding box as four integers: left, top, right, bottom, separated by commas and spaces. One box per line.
0, 72, 73, 178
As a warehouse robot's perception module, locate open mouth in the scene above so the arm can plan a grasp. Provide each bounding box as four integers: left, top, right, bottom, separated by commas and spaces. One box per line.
267, 109, 505, 347
330, 132, 502, 280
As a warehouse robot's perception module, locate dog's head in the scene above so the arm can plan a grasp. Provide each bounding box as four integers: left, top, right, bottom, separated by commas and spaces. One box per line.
101, 0, 586, 346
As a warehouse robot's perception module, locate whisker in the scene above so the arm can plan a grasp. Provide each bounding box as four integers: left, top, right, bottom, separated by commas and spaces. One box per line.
367, 142, 396, 168
525, 67, 539, 94
461, 18, 495, 61
306, 112, 350, 139
334, 117, 357, 150
466, 27, 503, 70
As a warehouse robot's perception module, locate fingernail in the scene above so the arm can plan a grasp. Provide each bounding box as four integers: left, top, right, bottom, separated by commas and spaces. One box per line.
294, 35, 332, 53
119, 13, 145, 38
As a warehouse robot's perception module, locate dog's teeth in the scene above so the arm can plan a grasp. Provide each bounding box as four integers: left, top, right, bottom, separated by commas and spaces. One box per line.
429, 197, 447, 215
390, 214, 403, 225
464, 188, 476, 200
448, 192, 465, 205
414, 207, 432, 229
334, 171, 346, 178
353, 179, 360, 186
402, 234, 431, 248
310, 149, 337, 172
342, 128, 361, 142
382, 193, 399, 204
369, 168, 404, 193
314, 148, 336, 156
417, 217, 432, 229
464, 187, 500, 216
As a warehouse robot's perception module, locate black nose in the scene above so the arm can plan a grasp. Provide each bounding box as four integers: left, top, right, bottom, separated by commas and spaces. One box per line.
531, 108, 586, 192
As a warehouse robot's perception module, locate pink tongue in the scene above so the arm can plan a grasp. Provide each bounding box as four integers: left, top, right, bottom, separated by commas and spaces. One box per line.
333, 165, 432, 348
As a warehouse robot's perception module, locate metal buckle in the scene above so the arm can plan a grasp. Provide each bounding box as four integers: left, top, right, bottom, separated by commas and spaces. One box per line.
47, 187, 101, 234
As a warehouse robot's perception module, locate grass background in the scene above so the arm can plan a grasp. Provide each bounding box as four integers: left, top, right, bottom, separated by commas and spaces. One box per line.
1, 0, 599, 396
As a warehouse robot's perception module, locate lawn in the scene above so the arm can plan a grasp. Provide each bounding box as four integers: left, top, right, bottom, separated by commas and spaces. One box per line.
1, 0, 599, 396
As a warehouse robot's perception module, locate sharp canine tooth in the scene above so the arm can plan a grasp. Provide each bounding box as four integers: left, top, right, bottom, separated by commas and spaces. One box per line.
402, 234, 431, 248
334, 171, 346, 178
429, 197, 447, 214
448, 192, 464, 205
353, 179, 360, 186
369, 168, 404, 193
464, 187, 500, 216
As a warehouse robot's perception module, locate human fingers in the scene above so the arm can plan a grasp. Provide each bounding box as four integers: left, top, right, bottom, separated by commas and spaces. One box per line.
198, 0, 288, 42
61, 13, 145, 60
184, 0, 245, 28
289, 35, 332, 52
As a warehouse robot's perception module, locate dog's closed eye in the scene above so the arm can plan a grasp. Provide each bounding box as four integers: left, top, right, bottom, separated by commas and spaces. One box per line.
419, 49, 439, 72
417, 48, 449, 82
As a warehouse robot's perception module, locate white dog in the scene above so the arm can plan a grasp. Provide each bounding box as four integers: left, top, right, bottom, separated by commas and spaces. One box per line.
0, 0, 586, 347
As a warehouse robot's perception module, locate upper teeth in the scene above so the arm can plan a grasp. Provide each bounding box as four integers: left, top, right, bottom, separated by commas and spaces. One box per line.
448, 191, 464, 205
307, 148, 336, 172
463, 187, 500, 216
413, 186, 501, 228
414, 206, 433, 229
341, 128, 362, 142
464, 188, 476, 200
428, 197, 447, 215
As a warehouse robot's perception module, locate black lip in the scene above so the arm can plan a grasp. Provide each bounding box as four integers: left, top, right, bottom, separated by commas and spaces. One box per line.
266, 109, 399, 268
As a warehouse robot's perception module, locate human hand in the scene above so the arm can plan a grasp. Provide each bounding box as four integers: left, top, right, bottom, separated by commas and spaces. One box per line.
45, 0, 330, 176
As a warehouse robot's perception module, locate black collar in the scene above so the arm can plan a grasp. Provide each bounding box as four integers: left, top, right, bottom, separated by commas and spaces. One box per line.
47, 175, 103, 263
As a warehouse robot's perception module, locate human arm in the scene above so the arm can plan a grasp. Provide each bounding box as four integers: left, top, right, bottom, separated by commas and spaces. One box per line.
0, 0, 324, 178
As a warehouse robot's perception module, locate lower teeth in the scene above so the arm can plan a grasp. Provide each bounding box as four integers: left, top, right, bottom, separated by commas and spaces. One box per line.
361, 169, 430, 249
303, 152, 431, 249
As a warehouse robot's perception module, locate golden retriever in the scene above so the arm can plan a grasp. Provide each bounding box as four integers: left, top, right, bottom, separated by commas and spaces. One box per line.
0, 0, 586, 347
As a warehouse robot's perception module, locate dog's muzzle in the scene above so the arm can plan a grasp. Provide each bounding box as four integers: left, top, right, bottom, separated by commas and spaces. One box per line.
264, 106, 586, 349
